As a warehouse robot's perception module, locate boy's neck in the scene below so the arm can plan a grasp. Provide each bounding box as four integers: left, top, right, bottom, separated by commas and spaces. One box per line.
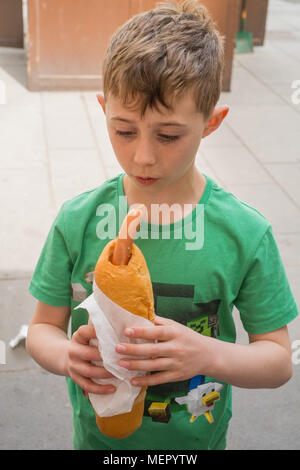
123, 166, 206, 224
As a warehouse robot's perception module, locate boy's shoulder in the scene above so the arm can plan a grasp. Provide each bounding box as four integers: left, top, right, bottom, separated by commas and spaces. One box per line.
61, 173, 121, 217
207, 175, 271, 237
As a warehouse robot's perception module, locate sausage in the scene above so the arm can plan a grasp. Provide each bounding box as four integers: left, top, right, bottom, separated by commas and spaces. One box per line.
111, 204, 144, 266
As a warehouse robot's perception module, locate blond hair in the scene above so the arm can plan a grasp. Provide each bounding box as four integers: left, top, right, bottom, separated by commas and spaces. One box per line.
102, 0, 224, 120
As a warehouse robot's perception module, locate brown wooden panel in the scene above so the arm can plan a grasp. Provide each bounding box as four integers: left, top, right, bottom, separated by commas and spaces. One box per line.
131, 0, 157, 15
27, 0, 130, 90
27, 0, 240, 91
0, 0, 24, 48
197, 0, 241, 91
244, 0, 269, 46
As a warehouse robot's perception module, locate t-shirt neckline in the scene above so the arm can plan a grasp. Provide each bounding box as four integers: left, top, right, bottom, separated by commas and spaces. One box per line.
117, 171, 213, 234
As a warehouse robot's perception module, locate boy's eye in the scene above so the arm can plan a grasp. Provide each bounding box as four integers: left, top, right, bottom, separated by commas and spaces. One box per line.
115, 130, 134, 137
158, 134, 180, 142
115, 130, 180, 143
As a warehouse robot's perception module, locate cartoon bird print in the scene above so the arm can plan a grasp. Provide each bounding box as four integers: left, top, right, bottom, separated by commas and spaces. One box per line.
175, 381, 223, 424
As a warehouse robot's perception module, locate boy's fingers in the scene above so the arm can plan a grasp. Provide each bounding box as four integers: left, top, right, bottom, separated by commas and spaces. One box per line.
77, 375, 116, 395
88, 346, 103, 362
116, 340, 168, 357
131, 370, 176, 388
154, 315, 175, 326
70, 343, 102, 362
124, 325, 172, 342
73, 323, 96, 345
119, 356, 171, 372
87, 363, 115, 380
72, 359, 114, 380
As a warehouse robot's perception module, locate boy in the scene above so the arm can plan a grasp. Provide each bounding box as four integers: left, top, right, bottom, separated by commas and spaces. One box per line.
26, 0, 298, 450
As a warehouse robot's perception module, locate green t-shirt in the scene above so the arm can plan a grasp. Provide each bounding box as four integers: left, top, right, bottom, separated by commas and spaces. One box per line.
29, 172, 298, 450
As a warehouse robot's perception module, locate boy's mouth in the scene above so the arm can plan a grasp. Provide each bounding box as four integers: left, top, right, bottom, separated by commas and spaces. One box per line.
135, 176, 159, 185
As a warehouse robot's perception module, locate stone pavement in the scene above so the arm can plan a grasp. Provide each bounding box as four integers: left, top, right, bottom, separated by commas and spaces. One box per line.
0, 0, 299, 450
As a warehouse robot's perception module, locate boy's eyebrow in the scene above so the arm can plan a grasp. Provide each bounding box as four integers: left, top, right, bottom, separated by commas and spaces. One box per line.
111, 116, 187, 127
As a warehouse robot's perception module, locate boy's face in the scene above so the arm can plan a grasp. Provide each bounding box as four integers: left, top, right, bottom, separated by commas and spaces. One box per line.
98, 90, 227, 194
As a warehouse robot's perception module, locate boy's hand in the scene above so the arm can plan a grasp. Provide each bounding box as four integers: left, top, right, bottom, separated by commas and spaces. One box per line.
66, 323, 116, 395
116, 315, 210, 387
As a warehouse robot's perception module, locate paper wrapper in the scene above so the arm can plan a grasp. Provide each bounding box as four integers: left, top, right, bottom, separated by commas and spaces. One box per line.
75, 280, 153, 417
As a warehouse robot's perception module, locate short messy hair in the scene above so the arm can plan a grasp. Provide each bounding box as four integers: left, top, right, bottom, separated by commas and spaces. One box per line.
102, 0, 224, 121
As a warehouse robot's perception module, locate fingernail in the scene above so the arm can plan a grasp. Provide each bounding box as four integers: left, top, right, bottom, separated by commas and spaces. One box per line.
125, 328, 134, 337
105, 387, 115, 394
119, 359, 130, 368
131, 379, 139, 386
116, 344, 126, 352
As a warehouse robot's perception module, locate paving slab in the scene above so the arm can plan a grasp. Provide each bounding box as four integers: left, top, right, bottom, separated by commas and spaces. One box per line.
0, 279, 40, 371
195, 151, 224, 188
0, 104, 45, 163
202, 147, 273, 186
236, 43, 300, 97
49, 148, 106, 209
201, 121, 243, 149
227, 369, 300, 450
228, 183, 300, 234
227, 310, 300, 450
0, 168, 55, 279
83, 92, 116, 172
265, 163, 300, 209
225, 104, 300, 164
277, 234, 300, 267
267, 30, 300, 62
43, 110, 96, 151
220, 65, 283, 106
0, 369, 73, 450
0, 278, 73, 450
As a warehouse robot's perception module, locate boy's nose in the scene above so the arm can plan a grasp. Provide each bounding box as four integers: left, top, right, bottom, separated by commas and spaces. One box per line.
133, 138, 156, 167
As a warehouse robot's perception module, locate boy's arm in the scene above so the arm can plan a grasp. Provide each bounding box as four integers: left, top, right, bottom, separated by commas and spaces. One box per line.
115, 317, 293, 389
26, 301, 71, 376
26, 301, 116, 394
209, 324, 293, 389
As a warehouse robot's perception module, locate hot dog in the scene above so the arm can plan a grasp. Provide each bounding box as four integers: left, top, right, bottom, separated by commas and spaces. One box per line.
93, 204, 155, 439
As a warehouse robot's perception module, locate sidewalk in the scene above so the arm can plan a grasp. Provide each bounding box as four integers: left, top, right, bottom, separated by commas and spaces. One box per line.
0, 0, 299, 450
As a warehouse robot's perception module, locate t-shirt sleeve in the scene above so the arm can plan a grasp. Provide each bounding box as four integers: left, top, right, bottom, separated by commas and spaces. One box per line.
234, 226, 298, 335
29, 203, 73, 307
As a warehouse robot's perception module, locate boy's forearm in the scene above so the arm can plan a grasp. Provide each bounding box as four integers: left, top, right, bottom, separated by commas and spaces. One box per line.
205, 336, 292, 389
26, 324, 70, 377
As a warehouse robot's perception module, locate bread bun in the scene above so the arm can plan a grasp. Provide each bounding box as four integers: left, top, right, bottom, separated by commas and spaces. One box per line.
93, 236, 155, 438
94, 239, 155, 322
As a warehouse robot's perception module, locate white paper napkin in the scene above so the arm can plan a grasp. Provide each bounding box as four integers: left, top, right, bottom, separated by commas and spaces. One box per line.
75, 280, 153, 417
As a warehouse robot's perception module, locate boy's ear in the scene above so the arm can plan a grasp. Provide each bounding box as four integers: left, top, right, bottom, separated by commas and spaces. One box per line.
202, 106, 229, 139
96, 92, 106, 114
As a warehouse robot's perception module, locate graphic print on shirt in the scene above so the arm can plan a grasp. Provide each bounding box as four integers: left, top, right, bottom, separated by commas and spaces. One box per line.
72, 275, 221, 399
72, 272, 222, 420
146, 281, 221, 401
